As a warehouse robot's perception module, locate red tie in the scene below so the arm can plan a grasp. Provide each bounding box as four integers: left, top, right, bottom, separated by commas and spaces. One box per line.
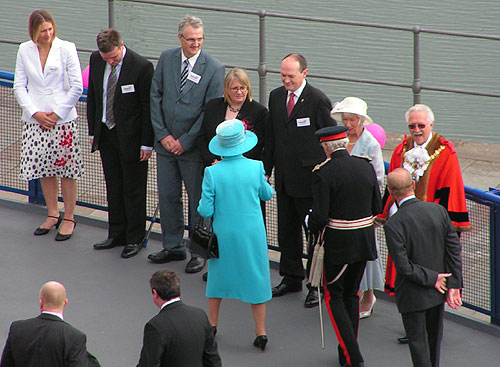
287, 93, 295, 116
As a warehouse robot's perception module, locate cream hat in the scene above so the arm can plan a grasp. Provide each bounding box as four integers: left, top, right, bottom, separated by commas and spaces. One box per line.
330, 97, 373, 126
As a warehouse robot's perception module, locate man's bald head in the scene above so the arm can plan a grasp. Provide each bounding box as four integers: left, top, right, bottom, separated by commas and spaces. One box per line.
40, 281, 67, 312
387, 168, 414, 201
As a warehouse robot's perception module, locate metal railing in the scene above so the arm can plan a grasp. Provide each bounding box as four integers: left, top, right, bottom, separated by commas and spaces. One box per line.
107, 0, 500, 106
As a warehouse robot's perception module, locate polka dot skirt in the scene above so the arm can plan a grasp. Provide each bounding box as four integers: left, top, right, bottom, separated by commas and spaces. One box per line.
20, 120, 84, 180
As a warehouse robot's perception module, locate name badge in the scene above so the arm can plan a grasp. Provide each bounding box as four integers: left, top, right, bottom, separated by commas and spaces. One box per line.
296, 117, 311, 127
187, 72, 201, 84
121, 84, 135, 94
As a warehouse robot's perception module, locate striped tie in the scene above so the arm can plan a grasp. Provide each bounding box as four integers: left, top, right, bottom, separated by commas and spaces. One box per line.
180, 59, 189, 92
105, 65, 117, 130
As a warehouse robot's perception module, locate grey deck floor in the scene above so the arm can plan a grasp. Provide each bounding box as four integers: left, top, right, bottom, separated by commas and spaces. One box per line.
0, 199, 499, 367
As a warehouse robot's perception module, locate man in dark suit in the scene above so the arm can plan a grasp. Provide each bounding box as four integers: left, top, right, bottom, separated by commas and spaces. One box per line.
1, 281, 99, 367
309, 126, 382, 367
137, 270, 221, 367
149, 16, 224, 273
87, 29, 154, 259
264, 53, 336, 307
384, 168, 463, 367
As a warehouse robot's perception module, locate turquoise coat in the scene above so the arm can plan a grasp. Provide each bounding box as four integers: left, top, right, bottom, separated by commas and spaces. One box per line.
198, 155, 274, 303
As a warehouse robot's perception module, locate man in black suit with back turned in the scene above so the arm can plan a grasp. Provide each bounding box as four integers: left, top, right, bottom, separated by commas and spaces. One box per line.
264, 53, 336, 308
137, 270, 221, 367
1, 281, 100, 367
87, 29, 154, 259
384, 168, 463, 367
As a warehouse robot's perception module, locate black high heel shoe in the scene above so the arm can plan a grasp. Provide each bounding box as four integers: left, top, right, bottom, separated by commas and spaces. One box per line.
55, 219, 77, 241
253, 335, 268, 351
34, 215, 62, 236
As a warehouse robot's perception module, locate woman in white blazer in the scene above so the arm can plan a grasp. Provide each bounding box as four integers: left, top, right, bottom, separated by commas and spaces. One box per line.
14, 10, 83, 241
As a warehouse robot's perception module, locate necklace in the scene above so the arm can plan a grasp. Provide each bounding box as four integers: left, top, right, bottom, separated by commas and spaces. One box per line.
228, 105, 241, 113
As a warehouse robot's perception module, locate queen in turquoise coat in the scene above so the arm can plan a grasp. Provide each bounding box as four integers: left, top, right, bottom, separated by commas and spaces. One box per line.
198, 119, 274, 350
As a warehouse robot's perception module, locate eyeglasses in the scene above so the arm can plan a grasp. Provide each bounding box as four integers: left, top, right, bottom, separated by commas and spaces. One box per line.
181, 35, 204, 44
230, 86, 248, 92
407, 123, 428, 130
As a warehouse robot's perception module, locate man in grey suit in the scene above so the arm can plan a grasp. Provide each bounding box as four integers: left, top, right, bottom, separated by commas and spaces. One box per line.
384, 168, 463, 367
137, 270, 221, 367
1, 281, 99, 367
149, 15, 224, 273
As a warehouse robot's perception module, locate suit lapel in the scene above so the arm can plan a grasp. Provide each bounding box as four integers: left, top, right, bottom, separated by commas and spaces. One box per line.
115, 48, 133, 103
173, 49, 182, 95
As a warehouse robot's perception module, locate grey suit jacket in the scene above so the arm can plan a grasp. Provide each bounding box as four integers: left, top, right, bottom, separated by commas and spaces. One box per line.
0, 313, 95, 367
137, 301, 221, 367
384, 198, 462, 313
150, 48, 224, 161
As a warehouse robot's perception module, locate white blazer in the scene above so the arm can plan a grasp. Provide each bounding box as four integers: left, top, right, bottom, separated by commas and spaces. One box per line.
14, 37, 83, 124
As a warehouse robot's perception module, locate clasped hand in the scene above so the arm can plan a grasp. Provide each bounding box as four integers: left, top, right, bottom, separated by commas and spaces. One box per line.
34, 111, 59, 130
161, 135, 185, 155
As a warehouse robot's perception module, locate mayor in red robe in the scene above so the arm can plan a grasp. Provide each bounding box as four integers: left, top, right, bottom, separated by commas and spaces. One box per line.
377, 104, 471, 295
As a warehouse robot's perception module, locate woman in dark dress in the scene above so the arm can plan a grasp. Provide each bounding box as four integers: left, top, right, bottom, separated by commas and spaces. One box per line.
198, 68, 268, 167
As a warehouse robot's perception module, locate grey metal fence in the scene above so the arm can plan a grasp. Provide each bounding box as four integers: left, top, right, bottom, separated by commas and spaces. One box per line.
1, 1, 500, 325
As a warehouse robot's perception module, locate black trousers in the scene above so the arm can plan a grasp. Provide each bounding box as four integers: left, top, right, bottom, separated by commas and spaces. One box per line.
401, 303, 444, 367
99, 127, 148, 244
276, 186, 312, 284
324, 261, 367, 367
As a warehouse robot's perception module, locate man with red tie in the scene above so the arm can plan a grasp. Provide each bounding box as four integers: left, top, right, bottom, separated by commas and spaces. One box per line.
264, 53, 336, 308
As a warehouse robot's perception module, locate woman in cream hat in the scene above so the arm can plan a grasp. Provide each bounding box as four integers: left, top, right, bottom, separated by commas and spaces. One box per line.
198, 119, 274, 350
331, 97, 384, 319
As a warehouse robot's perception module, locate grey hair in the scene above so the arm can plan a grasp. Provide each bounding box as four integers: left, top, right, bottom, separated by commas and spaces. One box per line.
405, 104, 434, 124
178, 15, 203, 34
324, 137, 349, 151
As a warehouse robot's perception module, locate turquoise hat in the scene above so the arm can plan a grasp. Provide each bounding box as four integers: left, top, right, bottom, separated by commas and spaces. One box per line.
209, 119, 257, 157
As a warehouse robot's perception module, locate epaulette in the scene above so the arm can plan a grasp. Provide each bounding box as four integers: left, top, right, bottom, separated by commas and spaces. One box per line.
351, 154, 372, 162
312, 158, 331, 172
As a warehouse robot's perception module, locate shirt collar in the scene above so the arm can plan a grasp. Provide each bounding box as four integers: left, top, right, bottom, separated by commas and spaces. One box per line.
288, 79, 307, 99
160, 297, 181, 310
42, 311, 64, 320
181, 50, 201, 68
398, 194, 416, 206
413, 131, 433, 149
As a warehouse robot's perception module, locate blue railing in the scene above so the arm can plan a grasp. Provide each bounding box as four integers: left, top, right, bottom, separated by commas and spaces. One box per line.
1, 69, 499, 325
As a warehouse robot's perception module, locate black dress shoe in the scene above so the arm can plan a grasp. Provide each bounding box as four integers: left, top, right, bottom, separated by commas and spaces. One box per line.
202, 272, 208, 281
185, 256, 206, 273
397, 336, 409, 344
121, 243, 144, 259
304, 288, 320, 308
94, 238, 123, 250
272, 282, 302, 297
34, 215, 62, 236
55, 219, 76, 241
253, 335, 268, 351
148, 249, 186, 264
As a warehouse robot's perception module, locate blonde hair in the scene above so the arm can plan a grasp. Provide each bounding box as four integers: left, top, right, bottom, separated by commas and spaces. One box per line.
223, 68, 253, 103
29, 10, 57, 45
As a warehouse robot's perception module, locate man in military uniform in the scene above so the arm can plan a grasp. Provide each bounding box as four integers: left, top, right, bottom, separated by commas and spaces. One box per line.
309, 126, 382, 367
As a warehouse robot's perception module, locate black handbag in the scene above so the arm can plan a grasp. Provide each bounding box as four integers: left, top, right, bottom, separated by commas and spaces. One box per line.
188, 220, 219, 259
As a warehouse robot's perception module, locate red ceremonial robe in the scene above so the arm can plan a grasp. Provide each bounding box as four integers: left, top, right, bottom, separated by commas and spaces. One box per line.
378, 132, 471, 295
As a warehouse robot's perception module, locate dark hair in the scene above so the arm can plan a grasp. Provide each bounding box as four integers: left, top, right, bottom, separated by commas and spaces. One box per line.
28, 10, 57, 44
150, 270, 181, 301
282, 53, 307, 72
96, 29, 122, 53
